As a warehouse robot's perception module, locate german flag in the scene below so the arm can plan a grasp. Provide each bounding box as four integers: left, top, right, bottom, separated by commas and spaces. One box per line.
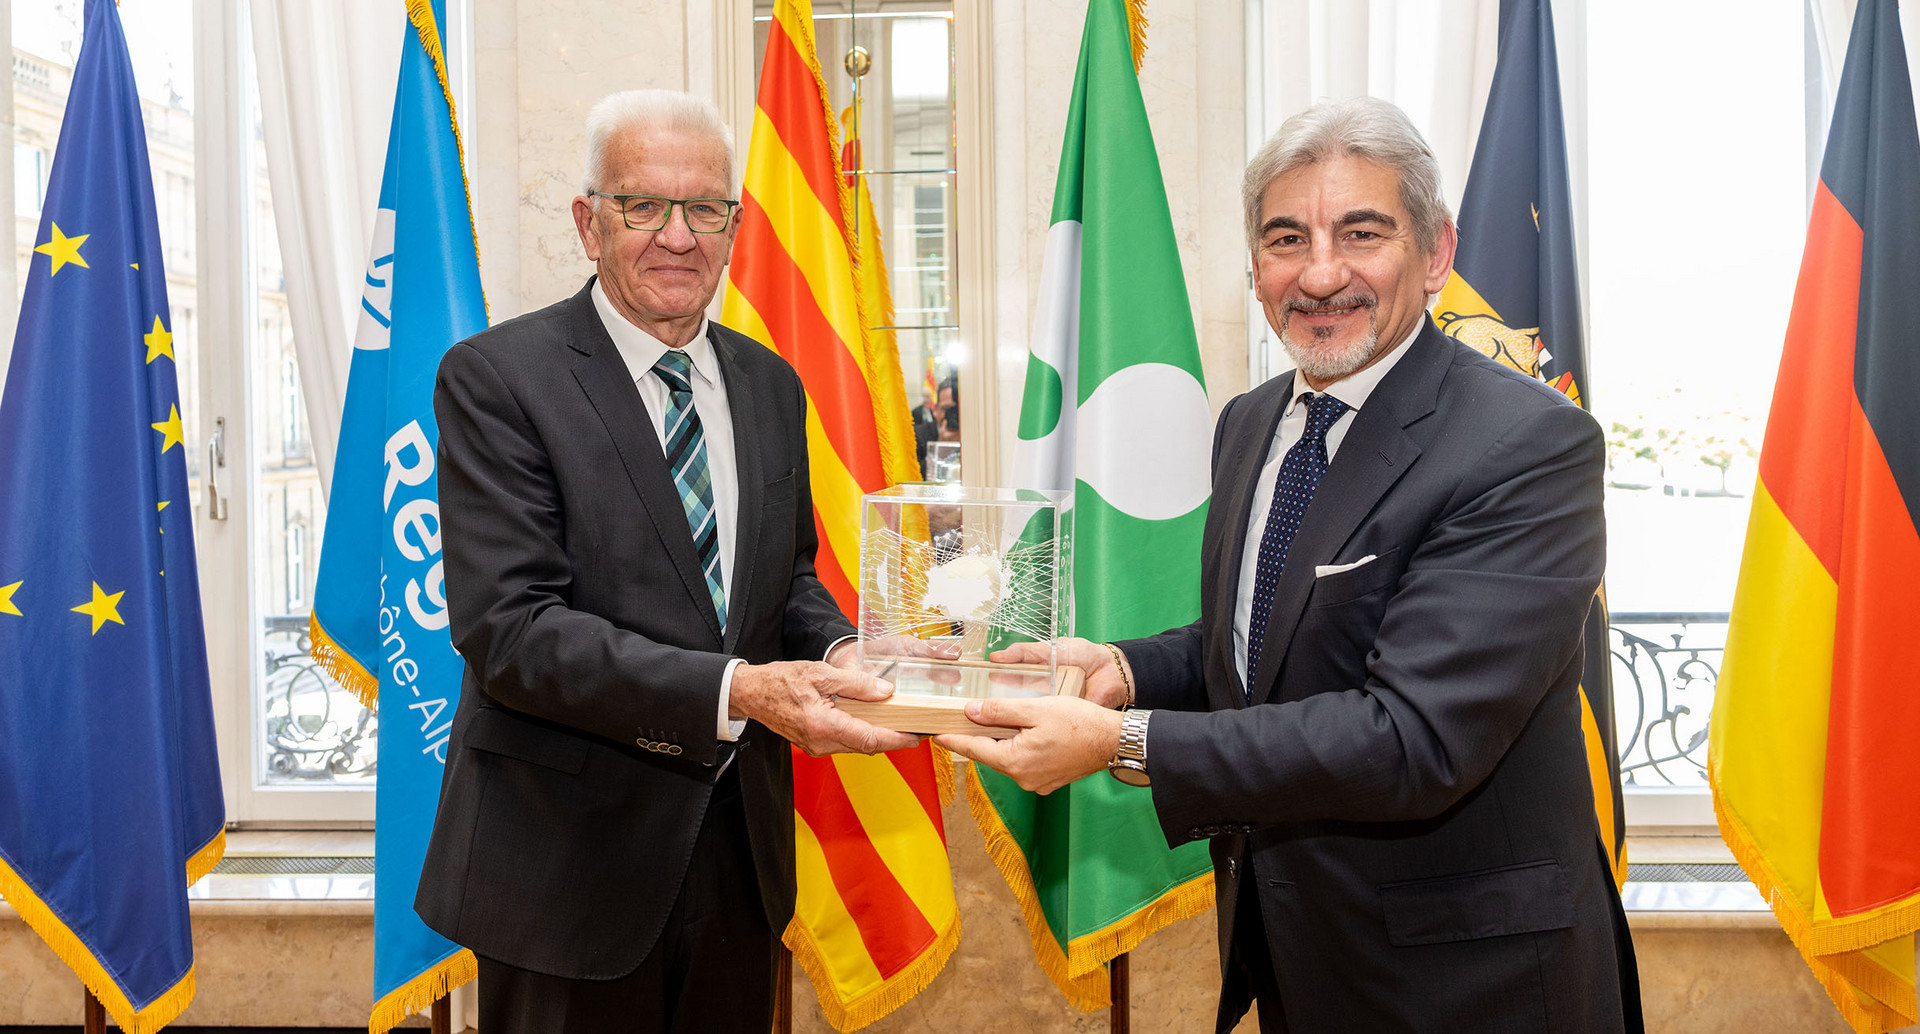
1710, 1, 1920, 1029
721, 1, 959, 1028
1433, 0, 1625, 888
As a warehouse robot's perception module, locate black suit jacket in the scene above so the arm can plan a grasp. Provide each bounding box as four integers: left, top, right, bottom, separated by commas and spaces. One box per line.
414, 280, 853, 980
1120, 322, 1638, 1032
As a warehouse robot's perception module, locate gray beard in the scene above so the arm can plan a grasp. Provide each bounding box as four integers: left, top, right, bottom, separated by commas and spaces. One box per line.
1279, 304, 1380, 383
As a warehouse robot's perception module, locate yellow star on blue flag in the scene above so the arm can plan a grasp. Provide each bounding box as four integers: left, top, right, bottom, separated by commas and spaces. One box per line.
70, 580, 126, 634
34, 222, 90, 276
144, 316, 173, 364
0, 580, 20, 616
151, 404, 183, 452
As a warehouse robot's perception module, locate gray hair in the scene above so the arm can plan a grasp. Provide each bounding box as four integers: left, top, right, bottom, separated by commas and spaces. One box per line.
1242, 97, 1451, 252
581, 89, 736, 195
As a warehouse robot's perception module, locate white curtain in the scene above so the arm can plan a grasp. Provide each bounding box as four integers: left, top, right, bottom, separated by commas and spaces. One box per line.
1246, 0, 1502, 218
250, 0, 403, 490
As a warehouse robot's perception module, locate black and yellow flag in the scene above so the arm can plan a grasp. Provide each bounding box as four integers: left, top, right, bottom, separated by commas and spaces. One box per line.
1434, 0, 1626, 886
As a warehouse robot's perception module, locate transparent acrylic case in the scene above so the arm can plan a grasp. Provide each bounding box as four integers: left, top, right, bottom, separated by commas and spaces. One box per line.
846, 484, 1079, 736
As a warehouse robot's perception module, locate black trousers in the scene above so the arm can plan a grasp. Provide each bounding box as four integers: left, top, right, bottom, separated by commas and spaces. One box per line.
1218, 861, 1289, 1034
477, 768, 779, 1033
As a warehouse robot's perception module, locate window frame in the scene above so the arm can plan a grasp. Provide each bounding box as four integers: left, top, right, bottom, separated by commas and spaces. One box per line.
719, 0, 999, 487
185, 0, 474, 825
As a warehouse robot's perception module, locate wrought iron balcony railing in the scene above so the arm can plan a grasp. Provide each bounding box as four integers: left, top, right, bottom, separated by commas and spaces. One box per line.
251, 611, 1736, 791
1609, 612, 1727, 788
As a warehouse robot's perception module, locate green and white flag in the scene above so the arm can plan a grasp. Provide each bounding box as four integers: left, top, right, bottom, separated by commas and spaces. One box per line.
964, 0, 1216, 1008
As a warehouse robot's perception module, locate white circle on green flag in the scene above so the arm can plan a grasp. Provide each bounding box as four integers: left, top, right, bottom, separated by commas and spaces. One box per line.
1076, 362, 1211, 520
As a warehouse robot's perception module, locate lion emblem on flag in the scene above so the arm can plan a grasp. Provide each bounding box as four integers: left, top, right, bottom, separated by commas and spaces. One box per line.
1434, 311, 1542, 377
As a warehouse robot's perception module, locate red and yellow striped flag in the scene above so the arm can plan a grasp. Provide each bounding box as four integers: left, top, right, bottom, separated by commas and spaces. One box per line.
1710, 2, 1920, 1030
722, 0, 959, 1028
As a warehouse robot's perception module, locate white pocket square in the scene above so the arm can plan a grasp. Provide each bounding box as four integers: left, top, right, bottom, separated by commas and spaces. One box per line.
1314, 554, 1378, 579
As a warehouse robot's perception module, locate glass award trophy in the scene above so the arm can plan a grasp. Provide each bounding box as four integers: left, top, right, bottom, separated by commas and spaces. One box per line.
840, 484, 1083, 738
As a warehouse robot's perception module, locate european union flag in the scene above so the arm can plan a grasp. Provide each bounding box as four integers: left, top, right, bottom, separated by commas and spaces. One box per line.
1434, 0, 1625, 887
308, 1, 485, 1028
0, 1, 224, 1031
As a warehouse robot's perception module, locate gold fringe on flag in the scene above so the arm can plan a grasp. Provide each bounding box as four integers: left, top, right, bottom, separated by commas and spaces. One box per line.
185, 828, 227, 888
1713, 785, 1920, 1031
1125, 0, 1149, 73
930, 741, 956, 809
962, 764, 1215, 1010
367, 948, 479, 1034
309, 615, 379, 712
402, 0, 490, 323
783, 903, 962, 1032
0, 853, 207, 1034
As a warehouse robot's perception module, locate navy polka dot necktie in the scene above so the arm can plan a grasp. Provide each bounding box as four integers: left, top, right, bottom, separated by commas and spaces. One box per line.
1245, 392, 1350, 700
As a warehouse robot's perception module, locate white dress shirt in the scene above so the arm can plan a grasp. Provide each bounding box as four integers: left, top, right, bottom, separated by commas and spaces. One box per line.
591, 282, 747, 742
1231, 323, 1422, 687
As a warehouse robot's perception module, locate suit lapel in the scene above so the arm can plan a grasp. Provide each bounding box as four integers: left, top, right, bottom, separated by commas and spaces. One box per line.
711, 325, 762, 653
1213, 381, 1295, 709
563, 281, 724, 643
1245, 323, 1450, 703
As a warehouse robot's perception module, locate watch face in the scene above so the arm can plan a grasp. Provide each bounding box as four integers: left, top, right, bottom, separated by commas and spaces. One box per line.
1108, 763, 1151, 788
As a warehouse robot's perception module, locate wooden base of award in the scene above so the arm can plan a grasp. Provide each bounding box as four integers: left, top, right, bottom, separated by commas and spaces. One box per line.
836, 660, 1086, 739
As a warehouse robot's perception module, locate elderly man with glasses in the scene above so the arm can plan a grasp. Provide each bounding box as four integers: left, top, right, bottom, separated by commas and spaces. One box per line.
415, 88, 915, 1033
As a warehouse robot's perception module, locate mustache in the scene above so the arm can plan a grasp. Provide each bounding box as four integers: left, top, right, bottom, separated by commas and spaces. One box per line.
1285, 294, 1377, 314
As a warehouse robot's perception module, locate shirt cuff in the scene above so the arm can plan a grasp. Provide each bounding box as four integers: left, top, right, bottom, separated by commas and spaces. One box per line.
717, 658, 747, 742
824, 634, 859, 665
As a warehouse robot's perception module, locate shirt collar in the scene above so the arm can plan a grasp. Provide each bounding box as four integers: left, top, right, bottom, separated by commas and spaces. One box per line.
591, 278, 718, 388
1289, 317, 1424, 413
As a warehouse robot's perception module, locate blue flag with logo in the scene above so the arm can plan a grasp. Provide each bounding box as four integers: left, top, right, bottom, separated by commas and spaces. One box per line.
0, 1, 224, 1031
308, 1, 486, 1028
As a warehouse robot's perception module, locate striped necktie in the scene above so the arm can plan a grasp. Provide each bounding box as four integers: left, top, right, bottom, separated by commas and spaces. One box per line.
1245, 392, 1349, 699
653, 349, 727, 630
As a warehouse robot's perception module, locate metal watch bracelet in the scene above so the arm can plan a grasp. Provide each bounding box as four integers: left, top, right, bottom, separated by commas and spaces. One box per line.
1107, 708, 1152, 786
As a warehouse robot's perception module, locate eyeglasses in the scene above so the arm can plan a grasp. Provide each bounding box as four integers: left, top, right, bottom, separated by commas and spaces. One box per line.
587, 191, 739, 233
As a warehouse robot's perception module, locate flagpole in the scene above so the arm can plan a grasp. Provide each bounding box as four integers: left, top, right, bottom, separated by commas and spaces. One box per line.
774, 946, 793, 1032
1109, 953, 1130, 1033
431, 998, 450, 1034
82, 988, 104, 1034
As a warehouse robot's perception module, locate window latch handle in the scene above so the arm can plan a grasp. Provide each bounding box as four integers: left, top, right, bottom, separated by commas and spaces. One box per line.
205, 416, 229, 521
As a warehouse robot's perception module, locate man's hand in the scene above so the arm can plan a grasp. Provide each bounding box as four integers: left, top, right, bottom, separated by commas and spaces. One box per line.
935, 696, 1125, 794
989, 637, 1132, 710
730, 661, 920, 756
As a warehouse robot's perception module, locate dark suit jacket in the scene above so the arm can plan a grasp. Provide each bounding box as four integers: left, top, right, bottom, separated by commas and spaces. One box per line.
1119, 321, 1638, 1032
414, 280, 853, 980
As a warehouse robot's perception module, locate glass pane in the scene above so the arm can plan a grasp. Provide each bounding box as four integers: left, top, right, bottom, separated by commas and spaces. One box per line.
13, 2, 200, 488
243, 26, 375, 787
1587, 0, 1803, 788
752, 2, 961, 480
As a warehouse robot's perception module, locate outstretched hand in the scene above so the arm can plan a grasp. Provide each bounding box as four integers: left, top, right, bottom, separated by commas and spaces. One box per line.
731, 660, 921, 757
935, 695, 1124, 794
989, 637, 1132, 710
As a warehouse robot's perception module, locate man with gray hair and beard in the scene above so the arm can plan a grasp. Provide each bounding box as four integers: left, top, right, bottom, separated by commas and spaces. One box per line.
939, 95, 1642, 1032
416, 89, 917, 1031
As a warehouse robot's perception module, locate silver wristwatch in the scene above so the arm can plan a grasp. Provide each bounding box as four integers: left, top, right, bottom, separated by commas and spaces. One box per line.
1107, 709, 1152, 787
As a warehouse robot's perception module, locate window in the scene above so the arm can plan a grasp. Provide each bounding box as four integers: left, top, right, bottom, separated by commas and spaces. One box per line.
279, 345, 306, 459
285, 518, 305, 611
5, 0, 429, 820
739, 0, 992, 485
12, 144, 45, 214
1586, 0, 1806, 823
